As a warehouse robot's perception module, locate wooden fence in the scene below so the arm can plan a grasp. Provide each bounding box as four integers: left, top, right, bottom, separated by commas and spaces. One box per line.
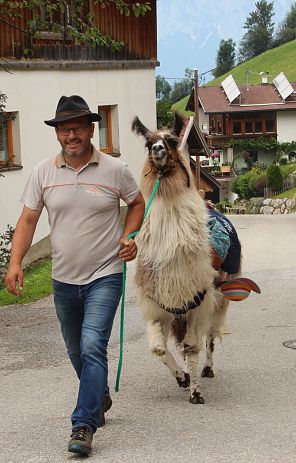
264, 176, 296, 198
0, 0, 157, 61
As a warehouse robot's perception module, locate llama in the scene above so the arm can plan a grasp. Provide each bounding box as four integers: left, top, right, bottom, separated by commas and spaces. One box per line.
131, 112, 231, 404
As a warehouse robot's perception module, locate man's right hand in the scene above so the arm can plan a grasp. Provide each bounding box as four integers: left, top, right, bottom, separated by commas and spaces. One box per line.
5, 264, 24, 296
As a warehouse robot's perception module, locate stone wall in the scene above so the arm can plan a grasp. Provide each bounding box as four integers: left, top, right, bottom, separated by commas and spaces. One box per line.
235, 196, 296, 214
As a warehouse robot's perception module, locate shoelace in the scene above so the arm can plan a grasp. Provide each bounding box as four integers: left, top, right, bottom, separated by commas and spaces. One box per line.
72, 427, 89, 439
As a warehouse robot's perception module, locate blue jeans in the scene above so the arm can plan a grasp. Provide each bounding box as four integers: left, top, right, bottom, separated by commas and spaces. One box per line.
52, 273, 123, 433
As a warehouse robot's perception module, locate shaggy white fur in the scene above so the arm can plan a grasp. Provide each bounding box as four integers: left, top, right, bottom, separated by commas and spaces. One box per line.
132, 113, 229, 404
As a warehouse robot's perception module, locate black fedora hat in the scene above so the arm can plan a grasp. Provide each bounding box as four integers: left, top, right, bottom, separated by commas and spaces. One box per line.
44, 95, 101, 127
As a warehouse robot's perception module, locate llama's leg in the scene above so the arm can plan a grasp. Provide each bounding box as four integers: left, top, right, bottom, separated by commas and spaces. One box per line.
146, 320, 189, 387
181, 325, 204, 404
201, 328, 215, 378
202, 297, 230, 378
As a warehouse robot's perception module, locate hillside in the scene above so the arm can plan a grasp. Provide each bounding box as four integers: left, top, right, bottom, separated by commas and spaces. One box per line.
172, 39, 296, 115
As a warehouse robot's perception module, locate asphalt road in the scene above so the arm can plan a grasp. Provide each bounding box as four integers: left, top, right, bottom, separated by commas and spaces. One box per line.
1, 214, 296, 462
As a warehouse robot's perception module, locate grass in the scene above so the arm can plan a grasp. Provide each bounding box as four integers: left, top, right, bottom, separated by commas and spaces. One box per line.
273, 187, 296, 199
208, 39, 296, 87
0, 256, 52, 306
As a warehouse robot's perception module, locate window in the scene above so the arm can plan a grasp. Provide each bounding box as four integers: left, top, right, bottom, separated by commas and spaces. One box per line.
210, 118, 215, 133
233, 121, 242, 134
249, 150, 258, 163
98, 105, 120, 156
265, 120, 274, 132
0, 120, 13, 164
255, 121, 262, 133
245, 121, 253, 134
98, 106, 113, 153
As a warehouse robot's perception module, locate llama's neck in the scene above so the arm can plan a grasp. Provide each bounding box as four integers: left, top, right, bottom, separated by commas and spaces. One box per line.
141, 157, 193, 202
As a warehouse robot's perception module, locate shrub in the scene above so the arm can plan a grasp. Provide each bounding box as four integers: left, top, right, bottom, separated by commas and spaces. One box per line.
249, 174, 266, 197
231, 176, 241, 196
0, 224, 15, 287
266, 164, 284, 191
279, 157, 288, 165
279, 162, 296, 179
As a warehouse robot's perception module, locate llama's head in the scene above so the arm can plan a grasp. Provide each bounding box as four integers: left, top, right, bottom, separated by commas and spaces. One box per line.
131, 112, 190, 185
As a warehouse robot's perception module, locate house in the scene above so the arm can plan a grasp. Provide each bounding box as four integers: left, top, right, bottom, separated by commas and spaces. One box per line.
0, 1, 158, 262
186, 73, 296, 200
179, 116, 221, 203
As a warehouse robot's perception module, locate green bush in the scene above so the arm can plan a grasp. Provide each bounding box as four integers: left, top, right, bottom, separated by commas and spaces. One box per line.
266, 164, 284, 191
279, 157, 288, 165
249, 174, 266, 197
279, 162, 296, 179
239, 172, 254, 199
231, 168, 267, 199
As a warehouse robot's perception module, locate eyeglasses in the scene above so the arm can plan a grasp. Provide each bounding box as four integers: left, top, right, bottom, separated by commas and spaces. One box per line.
57, 125, 90, 136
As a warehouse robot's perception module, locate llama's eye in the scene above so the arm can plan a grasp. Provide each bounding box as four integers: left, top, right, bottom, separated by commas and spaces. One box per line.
146, 142, 152, 151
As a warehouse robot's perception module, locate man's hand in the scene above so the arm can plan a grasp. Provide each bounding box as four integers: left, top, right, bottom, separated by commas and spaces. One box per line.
118, 238, 137, 262
5, 264, 24, 296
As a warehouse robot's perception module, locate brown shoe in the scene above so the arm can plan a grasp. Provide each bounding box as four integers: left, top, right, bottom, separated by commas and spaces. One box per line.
97, 394, 113, 428
68, 426, 93, 456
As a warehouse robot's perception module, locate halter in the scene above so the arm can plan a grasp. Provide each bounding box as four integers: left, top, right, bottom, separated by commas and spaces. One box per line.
147, 136, 190, 187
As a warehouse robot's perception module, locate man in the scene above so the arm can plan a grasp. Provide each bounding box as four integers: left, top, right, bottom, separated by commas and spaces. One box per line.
5, 95, 145, 456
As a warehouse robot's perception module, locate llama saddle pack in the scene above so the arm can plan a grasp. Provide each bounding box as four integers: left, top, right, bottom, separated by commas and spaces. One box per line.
208, 207, 241, 275
207, 207, 261, 301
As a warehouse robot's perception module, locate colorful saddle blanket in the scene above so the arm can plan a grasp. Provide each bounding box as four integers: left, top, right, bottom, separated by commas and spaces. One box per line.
208, 208, 241, 275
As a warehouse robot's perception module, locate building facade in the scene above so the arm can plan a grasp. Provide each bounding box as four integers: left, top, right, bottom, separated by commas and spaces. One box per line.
0, 1, 158, 258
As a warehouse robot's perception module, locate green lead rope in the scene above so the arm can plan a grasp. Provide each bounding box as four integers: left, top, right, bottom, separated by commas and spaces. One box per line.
115, 178, 160, 392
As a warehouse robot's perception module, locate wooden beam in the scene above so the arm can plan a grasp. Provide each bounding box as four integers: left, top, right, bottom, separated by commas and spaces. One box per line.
194, 68, 200, 190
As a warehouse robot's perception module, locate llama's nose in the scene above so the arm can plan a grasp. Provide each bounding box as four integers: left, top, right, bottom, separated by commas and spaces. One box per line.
153, 144, 166, 159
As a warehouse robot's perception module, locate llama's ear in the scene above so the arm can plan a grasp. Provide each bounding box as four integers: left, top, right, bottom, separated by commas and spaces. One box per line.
171, 111, 185, 138
131, 116, 152, 140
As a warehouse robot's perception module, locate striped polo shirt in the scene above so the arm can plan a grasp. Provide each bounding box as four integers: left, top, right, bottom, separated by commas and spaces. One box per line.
21, 147, 140, 284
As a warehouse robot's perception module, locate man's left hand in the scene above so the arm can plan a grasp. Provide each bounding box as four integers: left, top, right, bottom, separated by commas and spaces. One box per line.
118, 238, 137, 262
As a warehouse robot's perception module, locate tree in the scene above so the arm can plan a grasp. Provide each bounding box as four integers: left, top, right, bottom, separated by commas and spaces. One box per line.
0, 91, 13, 129
156, 100, 173, 128
213, 39, 236, 78
274, 1, 296, 46
238, 0, 275, 61
0, 0, 151, 51
170, 68, 194, 104
156, 75, 172, 101
266, 164, 284, 191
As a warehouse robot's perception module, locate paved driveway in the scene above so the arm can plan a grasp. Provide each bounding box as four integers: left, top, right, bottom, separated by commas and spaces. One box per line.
1, 214, 296, 462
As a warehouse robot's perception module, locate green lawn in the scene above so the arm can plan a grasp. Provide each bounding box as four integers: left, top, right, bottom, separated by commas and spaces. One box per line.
273, 187, 296, 199
0, 257, 52, 306
208, 40, 296, 87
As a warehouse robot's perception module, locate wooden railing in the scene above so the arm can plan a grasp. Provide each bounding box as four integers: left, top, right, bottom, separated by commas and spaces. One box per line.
264, 176, 296, 198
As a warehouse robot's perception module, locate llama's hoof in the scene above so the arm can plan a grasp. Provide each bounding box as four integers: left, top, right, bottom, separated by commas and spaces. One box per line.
152, 346, 166, 356
201, 366, 214, 378
189, 391, 204, 404
176, 372, 190, 388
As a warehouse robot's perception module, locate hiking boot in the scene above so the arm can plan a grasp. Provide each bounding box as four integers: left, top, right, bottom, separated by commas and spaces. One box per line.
97, 394, 113, 428
68, 426, 93, 456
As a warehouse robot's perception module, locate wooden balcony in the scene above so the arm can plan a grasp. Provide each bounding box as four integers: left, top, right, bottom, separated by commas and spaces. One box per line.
205, 132, 277, 149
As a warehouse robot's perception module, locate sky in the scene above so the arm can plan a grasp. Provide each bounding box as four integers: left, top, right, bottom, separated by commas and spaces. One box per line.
156, 0, 295, 83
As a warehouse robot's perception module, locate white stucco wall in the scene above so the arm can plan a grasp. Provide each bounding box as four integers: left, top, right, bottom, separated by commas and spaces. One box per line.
277, 111, 296, 143
0, 66, 156, 244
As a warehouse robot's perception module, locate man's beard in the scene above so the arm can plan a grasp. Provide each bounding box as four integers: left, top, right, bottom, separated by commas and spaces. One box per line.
63, 142, 90, 158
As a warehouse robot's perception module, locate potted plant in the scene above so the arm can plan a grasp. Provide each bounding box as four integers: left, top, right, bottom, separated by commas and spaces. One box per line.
220, 161, 232, 173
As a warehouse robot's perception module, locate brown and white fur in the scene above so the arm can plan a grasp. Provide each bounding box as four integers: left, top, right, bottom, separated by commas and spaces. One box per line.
132, 112, 230, 404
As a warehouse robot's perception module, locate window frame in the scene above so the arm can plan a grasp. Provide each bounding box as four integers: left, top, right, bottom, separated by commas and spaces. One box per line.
0, 119, 14, 165
98, 106, 113, 154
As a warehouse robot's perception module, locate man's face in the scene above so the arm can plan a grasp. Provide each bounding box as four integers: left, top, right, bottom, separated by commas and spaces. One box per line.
55, 116, 94, 158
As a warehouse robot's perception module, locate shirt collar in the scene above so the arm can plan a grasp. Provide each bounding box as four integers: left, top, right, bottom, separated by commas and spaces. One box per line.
55, 145, 101, 168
